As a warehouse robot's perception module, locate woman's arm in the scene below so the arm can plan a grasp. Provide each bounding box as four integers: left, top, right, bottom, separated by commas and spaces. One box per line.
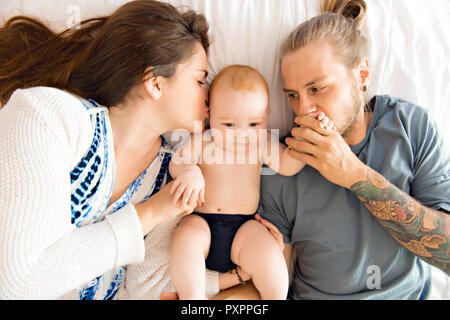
0, 88, 146, 299
135, 181, 196, 235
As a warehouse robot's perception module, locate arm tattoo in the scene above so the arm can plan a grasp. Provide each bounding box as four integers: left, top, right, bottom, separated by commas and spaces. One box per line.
351, 168, 450, 275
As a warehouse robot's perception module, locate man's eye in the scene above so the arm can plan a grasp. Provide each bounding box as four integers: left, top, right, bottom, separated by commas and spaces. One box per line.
310, 86, 324, 94
249, 123, 260, 127
287, 93, 298, 99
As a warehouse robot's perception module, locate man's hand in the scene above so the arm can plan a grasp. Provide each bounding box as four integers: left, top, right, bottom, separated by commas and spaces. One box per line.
285, 115, 367, 189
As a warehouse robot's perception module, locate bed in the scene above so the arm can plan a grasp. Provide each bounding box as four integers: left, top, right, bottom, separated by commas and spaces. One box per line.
1, 0, 448, 300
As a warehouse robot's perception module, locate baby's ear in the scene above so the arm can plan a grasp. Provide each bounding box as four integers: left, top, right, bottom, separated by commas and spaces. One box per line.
267, 106, 272, 115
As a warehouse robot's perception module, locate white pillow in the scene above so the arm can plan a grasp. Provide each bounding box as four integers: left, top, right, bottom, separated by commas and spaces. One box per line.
1, 0, 448, 145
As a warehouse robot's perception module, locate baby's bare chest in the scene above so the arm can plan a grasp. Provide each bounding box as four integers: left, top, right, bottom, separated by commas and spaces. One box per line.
200, 162, 261, 198
201, 161, 261, 181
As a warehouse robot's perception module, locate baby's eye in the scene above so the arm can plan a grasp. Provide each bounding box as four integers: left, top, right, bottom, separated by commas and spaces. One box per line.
249, 123, 260, 127
198, 80, 207, 86
223, 123, 235, 127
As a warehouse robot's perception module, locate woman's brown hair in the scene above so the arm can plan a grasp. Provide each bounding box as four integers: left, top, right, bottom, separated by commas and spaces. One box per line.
0, 0, 210, 106
280, 0, 367, 69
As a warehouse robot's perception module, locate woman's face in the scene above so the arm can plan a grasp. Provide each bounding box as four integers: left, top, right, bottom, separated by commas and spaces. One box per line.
281, 39, 365, 138
161, 42, 209, 133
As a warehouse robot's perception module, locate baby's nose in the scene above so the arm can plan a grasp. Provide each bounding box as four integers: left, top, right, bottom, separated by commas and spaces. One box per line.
234, 128, 249, 139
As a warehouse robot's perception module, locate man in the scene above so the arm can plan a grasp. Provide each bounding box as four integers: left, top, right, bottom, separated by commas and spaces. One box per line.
258, 8, 450, 299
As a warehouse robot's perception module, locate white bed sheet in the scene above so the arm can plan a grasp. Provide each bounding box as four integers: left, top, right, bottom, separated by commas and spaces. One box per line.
1, 0, 449, 144
0, 0, 448, 299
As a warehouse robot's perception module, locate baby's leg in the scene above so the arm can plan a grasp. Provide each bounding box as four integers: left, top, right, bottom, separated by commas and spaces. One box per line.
231, 220, 289, 300
170, 214, 211, 300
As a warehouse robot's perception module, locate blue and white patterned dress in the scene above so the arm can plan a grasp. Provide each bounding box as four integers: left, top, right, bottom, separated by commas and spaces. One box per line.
70, 98, 172, 300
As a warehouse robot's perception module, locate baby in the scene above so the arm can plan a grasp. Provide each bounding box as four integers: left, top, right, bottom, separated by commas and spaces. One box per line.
169, 65, 334, 299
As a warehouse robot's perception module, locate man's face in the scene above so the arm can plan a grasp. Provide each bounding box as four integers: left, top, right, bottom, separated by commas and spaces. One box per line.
281, 39, 364, 138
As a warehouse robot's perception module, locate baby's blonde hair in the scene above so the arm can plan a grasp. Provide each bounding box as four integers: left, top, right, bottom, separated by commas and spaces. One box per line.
209, 65, 269, 99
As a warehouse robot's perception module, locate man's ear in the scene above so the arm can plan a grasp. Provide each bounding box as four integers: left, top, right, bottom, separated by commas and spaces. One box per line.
358, 58, 371, 90
143, 75, 162, 100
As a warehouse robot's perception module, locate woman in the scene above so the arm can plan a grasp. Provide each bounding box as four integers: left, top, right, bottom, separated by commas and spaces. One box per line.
0, 0, 275, 300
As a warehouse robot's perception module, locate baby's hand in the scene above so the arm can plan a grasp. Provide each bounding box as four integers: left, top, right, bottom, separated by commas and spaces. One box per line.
169, 167, 205, 209
315, 112, 336, 131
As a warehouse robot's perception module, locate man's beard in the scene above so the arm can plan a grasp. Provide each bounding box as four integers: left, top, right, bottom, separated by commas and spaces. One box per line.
340, 82, 364, 139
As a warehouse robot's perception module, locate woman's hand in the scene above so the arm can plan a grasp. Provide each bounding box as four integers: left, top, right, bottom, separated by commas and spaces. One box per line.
235, 265, 251, 282
136, 180, 196, 235
255, 213, 285, 252
285, 115, 366, 189
170, 166, 205, 209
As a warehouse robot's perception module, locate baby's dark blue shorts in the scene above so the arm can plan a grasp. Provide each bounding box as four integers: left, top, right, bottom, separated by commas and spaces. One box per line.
193, 212, 255, 273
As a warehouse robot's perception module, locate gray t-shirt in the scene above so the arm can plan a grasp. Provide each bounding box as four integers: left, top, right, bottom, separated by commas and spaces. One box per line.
259, 95, 450, 300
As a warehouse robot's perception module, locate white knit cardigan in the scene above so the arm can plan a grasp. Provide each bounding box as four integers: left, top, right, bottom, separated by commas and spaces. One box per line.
0, 87, 219, 299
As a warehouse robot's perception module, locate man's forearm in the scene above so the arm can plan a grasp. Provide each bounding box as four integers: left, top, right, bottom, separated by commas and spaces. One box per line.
350, 167, 450, 275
